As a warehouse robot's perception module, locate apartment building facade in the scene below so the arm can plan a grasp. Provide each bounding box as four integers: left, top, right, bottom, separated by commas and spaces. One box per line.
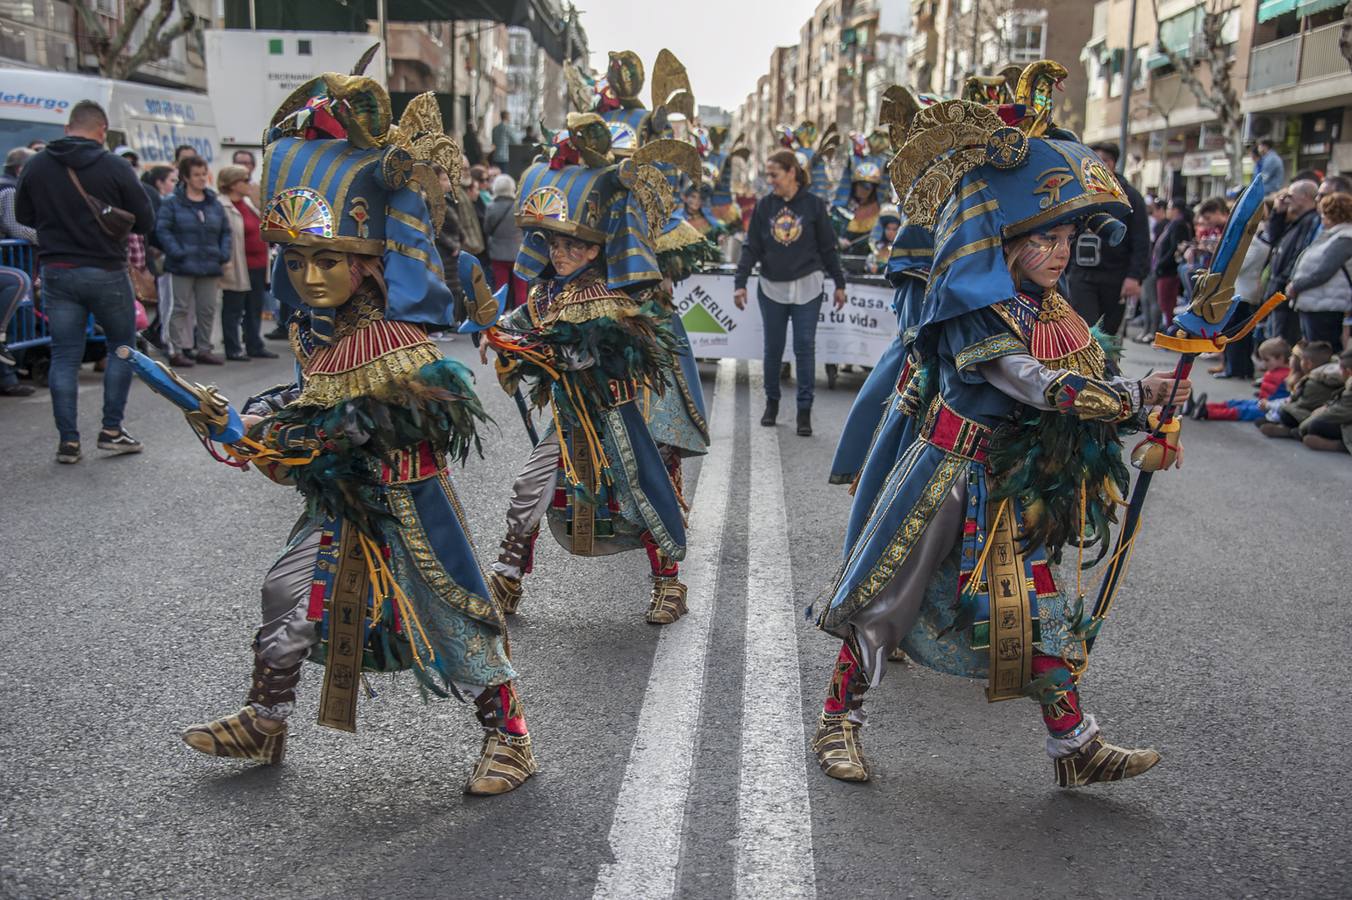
1081, 0, 1352, 200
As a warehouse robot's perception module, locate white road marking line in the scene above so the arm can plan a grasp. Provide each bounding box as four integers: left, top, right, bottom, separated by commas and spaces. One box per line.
593, 358, 739, 900
736, 371, 817, 899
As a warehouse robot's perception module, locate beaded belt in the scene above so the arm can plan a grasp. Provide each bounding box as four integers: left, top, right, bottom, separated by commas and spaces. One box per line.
919, 397, 991, 463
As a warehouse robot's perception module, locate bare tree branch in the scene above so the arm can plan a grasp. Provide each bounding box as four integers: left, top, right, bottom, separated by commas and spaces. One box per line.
117, 1, 197, 80
105, 0, 155, 66
1148, 0, 1244, 180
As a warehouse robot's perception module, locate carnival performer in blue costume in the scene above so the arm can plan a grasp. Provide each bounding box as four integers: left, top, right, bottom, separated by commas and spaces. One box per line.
829, 88, 936, 488
831, 160, 884, 256
811, 90, 1194, 788
834, 127, 894, 210
566, 49, 714, 473
177, 67, 536, 795
483, 114, 691, 625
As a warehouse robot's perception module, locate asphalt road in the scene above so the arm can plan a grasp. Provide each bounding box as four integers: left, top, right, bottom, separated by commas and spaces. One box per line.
0, 337, 1348, 899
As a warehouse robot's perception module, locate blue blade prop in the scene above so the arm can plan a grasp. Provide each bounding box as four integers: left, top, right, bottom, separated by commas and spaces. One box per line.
115, 345, 245, 443
1175, 174, 1266, 339
456, 252, 510, 334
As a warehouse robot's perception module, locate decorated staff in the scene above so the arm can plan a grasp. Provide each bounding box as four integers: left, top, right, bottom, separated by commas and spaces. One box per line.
144, 55, 538, 796
1091, 173, 1282, 641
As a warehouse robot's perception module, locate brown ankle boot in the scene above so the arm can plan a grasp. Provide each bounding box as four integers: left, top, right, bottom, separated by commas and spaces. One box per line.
645, 575, 689, 624
1055, 735, 1161, 787
491, 531, 534, 615
181, 654, 300, 765
465, 684, 537, 795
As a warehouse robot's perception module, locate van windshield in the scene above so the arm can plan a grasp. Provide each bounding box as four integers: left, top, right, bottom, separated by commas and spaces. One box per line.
0, 120, 65, 151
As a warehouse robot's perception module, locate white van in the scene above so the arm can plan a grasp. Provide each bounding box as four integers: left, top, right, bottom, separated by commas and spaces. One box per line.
0, 69, 220, 165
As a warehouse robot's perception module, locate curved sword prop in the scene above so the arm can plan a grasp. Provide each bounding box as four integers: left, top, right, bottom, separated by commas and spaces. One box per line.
1088, 175, 1286, 648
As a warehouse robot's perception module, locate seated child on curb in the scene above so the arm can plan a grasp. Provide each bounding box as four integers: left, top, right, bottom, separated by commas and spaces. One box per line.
1298, 347, 1352, 453
1259, 341, 1341, 438
1188, 337, 1291, 421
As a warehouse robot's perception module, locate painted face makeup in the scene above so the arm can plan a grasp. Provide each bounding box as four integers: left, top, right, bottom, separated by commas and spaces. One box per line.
1010, 224, 1075, 290
545, 233, 597, 277
284, 246, 356, 309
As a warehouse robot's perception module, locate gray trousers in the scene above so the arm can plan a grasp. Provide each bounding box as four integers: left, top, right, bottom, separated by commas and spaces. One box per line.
491, 432, 560, 580
253, 529, 323, 719
252, 527, 492, 719
848, 480, 967, 688
168, 274, 219, 354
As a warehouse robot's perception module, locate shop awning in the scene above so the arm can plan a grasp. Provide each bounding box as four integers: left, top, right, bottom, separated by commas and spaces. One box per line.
1257, 0, 1297, 22
223, 0, 585, 64
1146, 52, 1173, 70
1295, 0, 1346, 16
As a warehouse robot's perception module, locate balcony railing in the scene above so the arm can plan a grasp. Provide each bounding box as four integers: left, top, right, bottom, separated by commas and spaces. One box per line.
1247, 21, 1350, 95
1299, 21, 1345, 82
1248, 32, 1300, 93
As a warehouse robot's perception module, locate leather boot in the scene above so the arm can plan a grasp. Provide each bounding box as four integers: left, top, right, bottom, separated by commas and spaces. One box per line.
760, 399, 778, 426
491, 529, 535, 615
814, 641, 870, 781
646, 575, 689, 624
1055, 735, 1161, 787
466, 683, 538, 795
181, 651, 300, 765
797, 407, 812, 436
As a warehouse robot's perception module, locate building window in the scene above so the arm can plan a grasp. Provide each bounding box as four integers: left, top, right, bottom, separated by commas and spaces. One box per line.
297, 39, 312, 56
1011, 22, 1049, 63
268, 38, 283, 54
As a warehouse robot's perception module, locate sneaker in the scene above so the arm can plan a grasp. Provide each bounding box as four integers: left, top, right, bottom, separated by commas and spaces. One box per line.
97, 428, 143, 455
0, 383, 35, 397
248, 349, 280, 360
56, 441, 81, 464
225, 352, 252, 362
0, 342, 13, 367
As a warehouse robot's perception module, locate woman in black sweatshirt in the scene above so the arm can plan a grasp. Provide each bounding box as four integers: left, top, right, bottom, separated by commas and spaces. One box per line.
734, 149, 847, 436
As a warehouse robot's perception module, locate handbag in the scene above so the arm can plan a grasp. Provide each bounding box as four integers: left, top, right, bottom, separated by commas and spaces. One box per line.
130, 265, 158, 303
66, 166, 136, 241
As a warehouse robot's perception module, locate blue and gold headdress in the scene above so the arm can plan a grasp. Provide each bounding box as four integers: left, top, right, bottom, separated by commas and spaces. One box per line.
260, 58, 460, 327
888, 62, 1127, 326
513, 118, 697, 290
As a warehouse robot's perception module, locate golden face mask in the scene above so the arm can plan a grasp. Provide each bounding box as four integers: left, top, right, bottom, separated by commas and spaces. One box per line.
283, 246, 355, 309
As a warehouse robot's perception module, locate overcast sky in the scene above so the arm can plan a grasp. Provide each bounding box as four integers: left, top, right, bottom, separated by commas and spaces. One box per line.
576, 0, 822, 113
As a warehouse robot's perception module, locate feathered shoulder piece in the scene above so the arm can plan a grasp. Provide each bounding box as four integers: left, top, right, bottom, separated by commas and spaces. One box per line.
543, 269, 641, 326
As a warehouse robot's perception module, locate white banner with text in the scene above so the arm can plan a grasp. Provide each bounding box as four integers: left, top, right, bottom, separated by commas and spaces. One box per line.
673, 271, 896, 367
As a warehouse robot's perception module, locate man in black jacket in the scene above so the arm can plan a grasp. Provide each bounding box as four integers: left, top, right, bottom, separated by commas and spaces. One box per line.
16, 100, 155, 464
1067, 143, 1150, 334
1264, 179, 1320, 345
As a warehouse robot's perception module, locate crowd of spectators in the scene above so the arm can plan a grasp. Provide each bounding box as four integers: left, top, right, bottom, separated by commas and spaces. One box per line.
1113, 150, 1352, 458
0, 99, 534, 460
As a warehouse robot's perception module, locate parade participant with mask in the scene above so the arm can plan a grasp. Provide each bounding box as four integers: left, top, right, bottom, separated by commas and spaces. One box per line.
482, 114, 691, 626
174, 65, 536, 796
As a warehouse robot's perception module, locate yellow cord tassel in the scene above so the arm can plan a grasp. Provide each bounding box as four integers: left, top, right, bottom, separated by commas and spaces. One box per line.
355, 531, 436, 673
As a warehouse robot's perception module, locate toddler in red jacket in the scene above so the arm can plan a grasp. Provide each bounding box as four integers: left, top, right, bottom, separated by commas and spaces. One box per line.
1188, 338, 1290, 421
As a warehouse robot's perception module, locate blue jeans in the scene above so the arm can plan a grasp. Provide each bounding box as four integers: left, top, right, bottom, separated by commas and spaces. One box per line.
41, 265, 136, 443
757, 287, 822, 409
